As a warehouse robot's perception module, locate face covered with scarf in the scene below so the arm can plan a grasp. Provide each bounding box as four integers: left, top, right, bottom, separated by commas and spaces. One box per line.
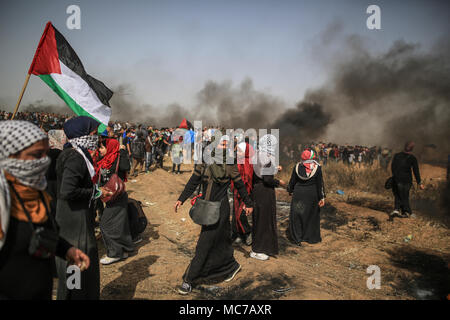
0, 121, 51, 248
63, 116, 100, 152
208, 135, 231, 183
63, 116, 100, 179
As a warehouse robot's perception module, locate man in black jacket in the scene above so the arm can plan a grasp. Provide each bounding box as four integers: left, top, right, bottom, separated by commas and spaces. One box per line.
390, 141, 424, 219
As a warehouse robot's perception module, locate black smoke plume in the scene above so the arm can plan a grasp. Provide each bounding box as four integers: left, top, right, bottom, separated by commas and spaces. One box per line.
271, 101, 331, 143
108, 79, 285, 130
16, 26, 450, 157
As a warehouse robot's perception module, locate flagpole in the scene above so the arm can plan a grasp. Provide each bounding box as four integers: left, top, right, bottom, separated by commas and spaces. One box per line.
11, 73, 31, 120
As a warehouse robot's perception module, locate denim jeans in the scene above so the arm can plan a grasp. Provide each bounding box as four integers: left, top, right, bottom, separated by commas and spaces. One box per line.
145, 151, 152, 171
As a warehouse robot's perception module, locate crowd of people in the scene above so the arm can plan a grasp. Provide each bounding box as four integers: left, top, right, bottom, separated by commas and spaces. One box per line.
281, 142, 394, 170
0, 110, 426, 299
0, 110, 69, 132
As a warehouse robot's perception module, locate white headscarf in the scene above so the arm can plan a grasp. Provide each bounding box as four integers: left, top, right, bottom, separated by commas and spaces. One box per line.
0, 120, 49, 250
254, 134, 278, 178
47, 129, 67, 150
237, 142, 247, 154
258, 134, 276, 156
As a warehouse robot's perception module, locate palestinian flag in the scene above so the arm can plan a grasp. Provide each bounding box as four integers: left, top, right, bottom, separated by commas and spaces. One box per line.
28, 22, 113, 132
178, 118, 193, 130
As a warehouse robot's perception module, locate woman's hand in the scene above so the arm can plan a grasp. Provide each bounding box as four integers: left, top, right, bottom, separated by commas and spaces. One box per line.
88, 149, 97, 159
66, 247, 90, 271
244, 206, 253, 216
100, 187, 113, 198
318, 199, 325, 208
279, 179, 286, 188
174, 200, 182, 213
277, 165, 283, 172
419, 183, 425, 190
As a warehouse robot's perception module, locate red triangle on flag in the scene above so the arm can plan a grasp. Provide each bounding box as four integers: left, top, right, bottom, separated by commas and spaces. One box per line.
28, 22, 61, 75
179, 118, 188, 129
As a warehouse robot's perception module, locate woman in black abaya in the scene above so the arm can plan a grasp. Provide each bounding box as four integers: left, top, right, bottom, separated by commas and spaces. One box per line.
174, 136, 253, 295
95, 138, 133, 265
287, 149, 325, 245
250, 134, 286, 261
55, 116, 107, 300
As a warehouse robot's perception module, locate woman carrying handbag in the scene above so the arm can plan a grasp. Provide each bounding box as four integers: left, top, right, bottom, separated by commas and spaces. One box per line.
95, 138, 133, 265
174, 136, 253, 295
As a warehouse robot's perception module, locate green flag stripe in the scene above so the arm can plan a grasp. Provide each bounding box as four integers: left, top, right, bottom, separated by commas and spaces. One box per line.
39, 74, 107, 133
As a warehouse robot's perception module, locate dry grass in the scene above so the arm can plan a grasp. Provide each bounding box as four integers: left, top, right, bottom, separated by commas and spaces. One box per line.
278, 161, 391, 195
278, 160, 449, 225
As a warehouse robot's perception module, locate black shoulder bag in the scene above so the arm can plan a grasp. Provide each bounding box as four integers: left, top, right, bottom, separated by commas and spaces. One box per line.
189, 166, 222, 226
8, 183, 59, 259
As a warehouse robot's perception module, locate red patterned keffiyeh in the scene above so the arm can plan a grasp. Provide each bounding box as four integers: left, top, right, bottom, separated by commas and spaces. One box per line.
301, 149, 318, 175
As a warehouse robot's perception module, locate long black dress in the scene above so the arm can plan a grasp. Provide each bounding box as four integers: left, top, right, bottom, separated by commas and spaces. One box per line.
99, 149, 133, 258
177, 163, 253, 285
46, 148, 61, 203
55, 148, 100, 300
287, 163, 325, 244
251, 173, 280, 256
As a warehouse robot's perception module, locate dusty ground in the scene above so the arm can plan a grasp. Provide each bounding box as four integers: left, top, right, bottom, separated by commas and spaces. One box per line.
95, 161, 449, 300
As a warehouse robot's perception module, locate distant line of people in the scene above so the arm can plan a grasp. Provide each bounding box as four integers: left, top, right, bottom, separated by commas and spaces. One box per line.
282, 141, 393, 170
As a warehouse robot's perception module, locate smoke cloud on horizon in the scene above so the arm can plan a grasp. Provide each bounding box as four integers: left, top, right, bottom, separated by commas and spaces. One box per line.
16, 25, 450, 154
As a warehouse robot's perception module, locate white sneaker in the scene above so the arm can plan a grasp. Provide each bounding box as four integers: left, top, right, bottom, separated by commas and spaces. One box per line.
100, 256, 121, 265
233, 237, 242, 245
225, 264, 241, 282
132, 236, 143, 244
100, 252, 128, 265
390, 210, 400, 217
250, 251, 269, 261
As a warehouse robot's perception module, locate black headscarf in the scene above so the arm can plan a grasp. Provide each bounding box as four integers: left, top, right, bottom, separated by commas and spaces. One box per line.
63, 116, 100, 139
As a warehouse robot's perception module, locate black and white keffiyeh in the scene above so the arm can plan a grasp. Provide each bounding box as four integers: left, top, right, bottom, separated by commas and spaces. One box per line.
68, 135, 98, 178
0, 120, 48, 159
0, 120, 49, 250
1, 157, 50, 190
69, 135, 99, 152
63, 116, 100, 180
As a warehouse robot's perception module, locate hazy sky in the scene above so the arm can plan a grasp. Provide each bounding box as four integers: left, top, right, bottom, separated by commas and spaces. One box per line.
0, 0, 448, 112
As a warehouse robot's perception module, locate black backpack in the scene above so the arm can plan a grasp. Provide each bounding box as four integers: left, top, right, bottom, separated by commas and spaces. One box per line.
127, 198, 148, 238
131, 138, 145, 159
